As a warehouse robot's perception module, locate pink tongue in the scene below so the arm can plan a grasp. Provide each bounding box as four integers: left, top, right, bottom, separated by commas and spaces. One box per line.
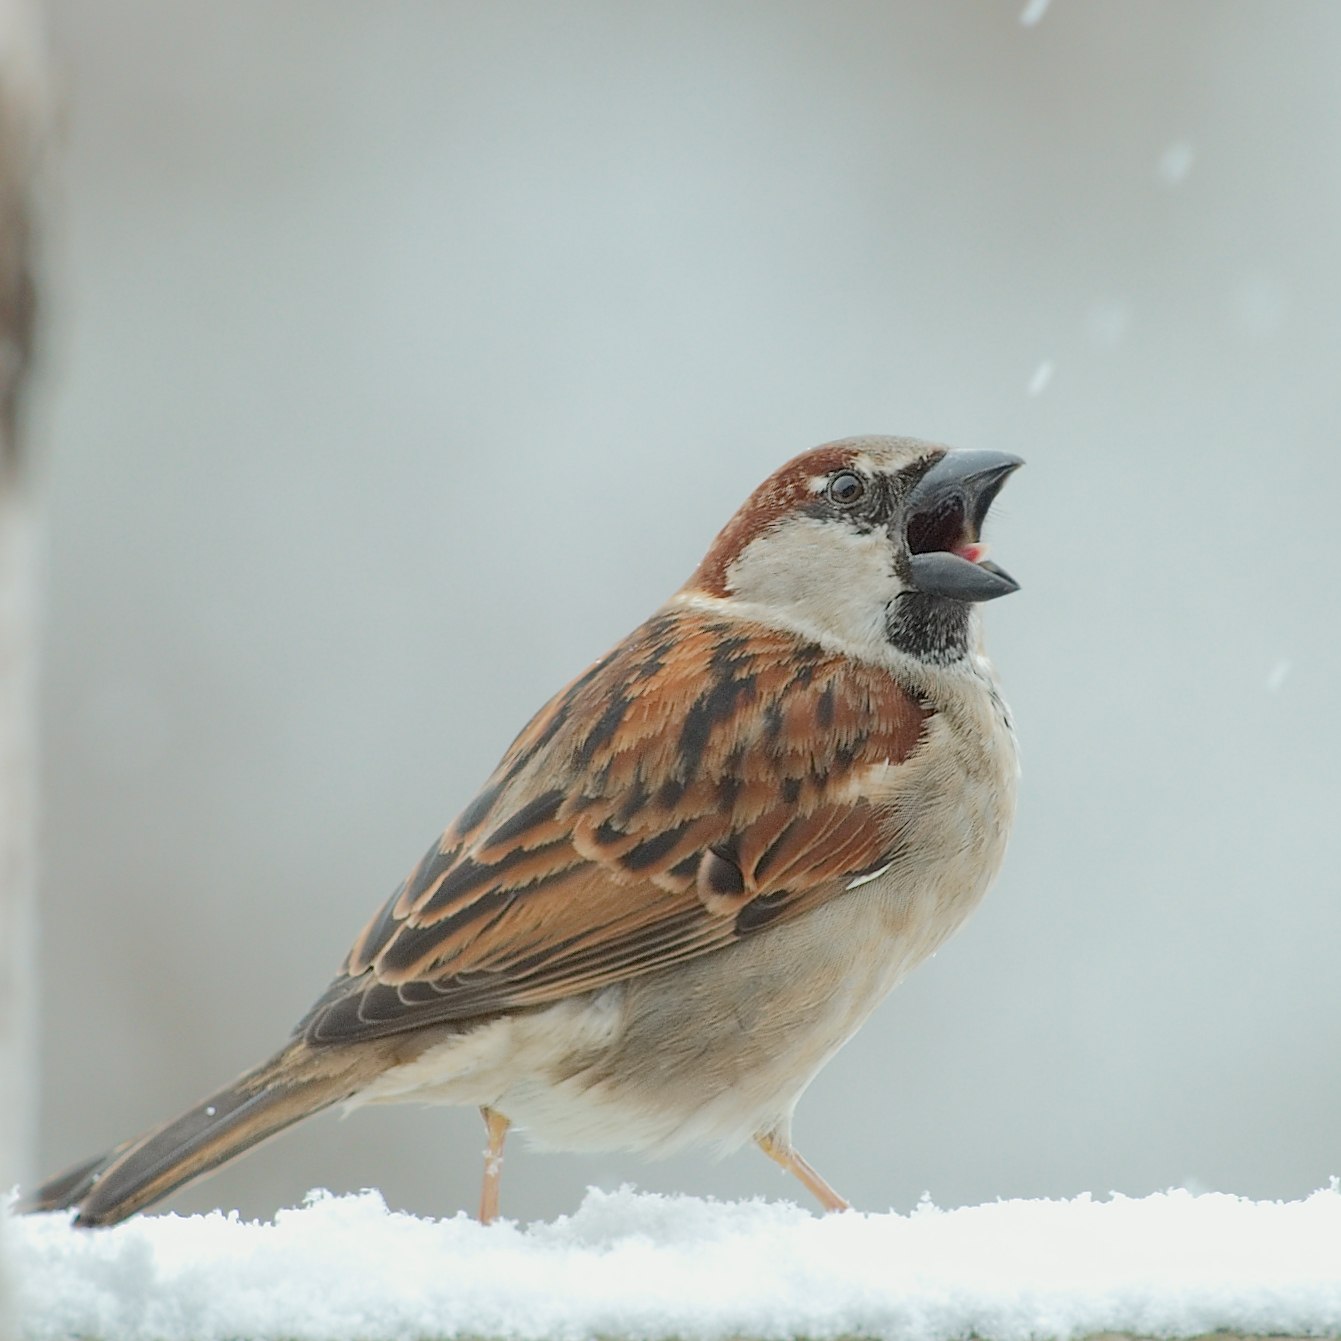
955, 541, 988, 564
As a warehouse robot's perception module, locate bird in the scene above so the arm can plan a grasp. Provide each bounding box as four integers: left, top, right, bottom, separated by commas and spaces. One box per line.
23, 434, 1022, 1228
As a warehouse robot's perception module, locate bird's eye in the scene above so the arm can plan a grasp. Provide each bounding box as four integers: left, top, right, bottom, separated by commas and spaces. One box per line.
827, 470, 867, 506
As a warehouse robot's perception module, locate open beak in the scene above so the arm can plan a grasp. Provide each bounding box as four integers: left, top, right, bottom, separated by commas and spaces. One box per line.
904, 449, 1023, 602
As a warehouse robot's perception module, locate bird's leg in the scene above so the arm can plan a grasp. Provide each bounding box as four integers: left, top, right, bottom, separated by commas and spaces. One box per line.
755, 1128, 851, 1213
478, 1106, 511, 1225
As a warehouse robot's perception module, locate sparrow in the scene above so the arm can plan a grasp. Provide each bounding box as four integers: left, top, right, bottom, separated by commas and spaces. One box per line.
23, 434, 1022, 1227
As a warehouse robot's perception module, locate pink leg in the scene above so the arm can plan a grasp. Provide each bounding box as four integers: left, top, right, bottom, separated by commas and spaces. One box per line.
478, 1106, 511, 1225
756, 1128, 852, 1213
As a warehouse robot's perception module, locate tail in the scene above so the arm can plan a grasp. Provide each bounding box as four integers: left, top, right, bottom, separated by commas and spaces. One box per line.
18, 1040, 386, 1227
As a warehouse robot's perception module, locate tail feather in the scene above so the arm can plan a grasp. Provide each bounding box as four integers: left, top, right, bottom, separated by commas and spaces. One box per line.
15, 1145, 131, 1214
19, 1041, 385, 1227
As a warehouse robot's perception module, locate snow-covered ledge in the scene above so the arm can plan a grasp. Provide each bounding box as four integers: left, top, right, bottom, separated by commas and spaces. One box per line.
9, 1185, 1341, 1341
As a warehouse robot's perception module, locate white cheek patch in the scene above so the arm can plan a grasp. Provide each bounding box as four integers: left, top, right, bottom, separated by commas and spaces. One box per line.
724, 516, 898, 656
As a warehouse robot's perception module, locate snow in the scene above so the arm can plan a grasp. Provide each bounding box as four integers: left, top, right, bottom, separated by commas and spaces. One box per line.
1018, 0, 1052, 27
1266, 658, 1291, 692
1086, 299, 1131, 349
1027, 360, 1055, 396
1233, 276, 1288, 338
8, 1184, 1341, 1341
1157, 142, 1195, 185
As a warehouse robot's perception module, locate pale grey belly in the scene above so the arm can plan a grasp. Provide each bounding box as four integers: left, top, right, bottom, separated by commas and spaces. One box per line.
353, 874, 977, 1156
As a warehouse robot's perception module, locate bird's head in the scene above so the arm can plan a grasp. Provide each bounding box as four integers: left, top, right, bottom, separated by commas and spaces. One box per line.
684, 435, 1022, 664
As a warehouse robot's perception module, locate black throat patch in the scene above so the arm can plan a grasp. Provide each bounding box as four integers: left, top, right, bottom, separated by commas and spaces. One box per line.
884, 593, 971, 664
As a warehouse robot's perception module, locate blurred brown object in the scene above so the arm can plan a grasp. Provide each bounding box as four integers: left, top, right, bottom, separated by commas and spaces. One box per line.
0, 4, 38, 480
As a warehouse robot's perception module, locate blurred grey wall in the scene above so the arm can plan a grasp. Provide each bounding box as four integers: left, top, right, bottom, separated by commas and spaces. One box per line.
32, 0, 1341, 1221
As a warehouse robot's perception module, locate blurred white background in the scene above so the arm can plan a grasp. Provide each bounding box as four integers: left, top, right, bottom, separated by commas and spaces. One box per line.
29, 1, 1341, 1222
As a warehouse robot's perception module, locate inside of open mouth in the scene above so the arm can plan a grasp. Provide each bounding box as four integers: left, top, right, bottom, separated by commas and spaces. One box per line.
907, 496, 969, 556
906, 496, 989, 566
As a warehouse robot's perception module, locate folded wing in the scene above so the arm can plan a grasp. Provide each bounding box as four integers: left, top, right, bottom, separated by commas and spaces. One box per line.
301, 606, 931, 1043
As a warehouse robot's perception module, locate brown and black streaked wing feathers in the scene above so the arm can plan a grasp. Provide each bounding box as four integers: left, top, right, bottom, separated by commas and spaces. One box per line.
300, 606, 931, 1044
